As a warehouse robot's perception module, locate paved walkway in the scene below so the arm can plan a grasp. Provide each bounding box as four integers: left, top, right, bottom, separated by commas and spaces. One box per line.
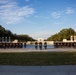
0, 48, 76, 52
0, 65, 76, 75
0, 49, 76, 75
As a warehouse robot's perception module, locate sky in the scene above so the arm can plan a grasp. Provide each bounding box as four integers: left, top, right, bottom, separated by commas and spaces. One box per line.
0, 0, 76, 40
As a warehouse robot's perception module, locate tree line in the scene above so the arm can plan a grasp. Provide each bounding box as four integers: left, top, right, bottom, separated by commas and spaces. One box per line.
47, 28, 76, 41
0, 25, 34, 42
1, 25, 76, 42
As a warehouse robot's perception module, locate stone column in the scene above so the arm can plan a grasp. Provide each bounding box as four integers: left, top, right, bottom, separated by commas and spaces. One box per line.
9, 37, 11, 42
74, 36, 76, 42
2, 37, 4, 42
71, 36, 73, 42
22, 43, 24, 48
5, 37, 7, 42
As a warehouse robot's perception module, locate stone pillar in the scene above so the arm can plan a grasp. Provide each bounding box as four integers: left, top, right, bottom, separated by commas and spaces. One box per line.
2, 37, 4, 42
35, 42, 38, 49
71, 36, 73, 42
22, 43, 24, 48
9, 37, 11, 42
39, 42, 42, 50
5, 37, 7, 42
74, 36, 76, 42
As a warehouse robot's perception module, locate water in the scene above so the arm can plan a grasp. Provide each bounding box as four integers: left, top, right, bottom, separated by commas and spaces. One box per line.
23, 44, 54, 49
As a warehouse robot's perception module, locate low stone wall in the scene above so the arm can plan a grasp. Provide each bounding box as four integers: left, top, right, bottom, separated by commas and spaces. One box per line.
0, 43, 23, 48
54, 42, 76, 48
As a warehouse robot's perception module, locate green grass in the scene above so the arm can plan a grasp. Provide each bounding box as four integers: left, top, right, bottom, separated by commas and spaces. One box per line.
0, 52, 76, 66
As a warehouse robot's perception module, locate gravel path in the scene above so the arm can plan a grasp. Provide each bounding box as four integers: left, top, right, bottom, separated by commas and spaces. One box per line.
0, 48, 76, 52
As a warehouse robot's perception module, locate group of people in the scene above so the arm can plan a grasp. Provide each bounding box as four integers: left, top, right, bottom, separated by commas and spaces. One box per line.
35, 42, 47, 50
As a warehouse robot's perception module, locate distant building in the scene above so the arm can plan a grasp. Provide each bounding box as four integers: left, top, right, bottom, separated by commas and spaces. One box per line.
37, 38, 44, 42
37, 38, 54, 45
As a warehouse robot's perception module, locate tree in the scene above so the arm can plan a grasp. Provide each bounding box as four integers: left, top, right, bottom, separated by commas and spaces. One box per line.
0, 25, 35, 41
47, 28, 76, 41
0, 25, 6, 37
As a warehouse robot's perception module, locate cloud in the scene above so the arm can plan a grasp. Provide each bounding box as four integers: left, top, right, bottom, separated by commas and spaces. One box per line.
0, 0, 35, 24
66, 7, 74, 14
0, 0, 9, 4
35, 15, 49, 19
51, 12, 61, 18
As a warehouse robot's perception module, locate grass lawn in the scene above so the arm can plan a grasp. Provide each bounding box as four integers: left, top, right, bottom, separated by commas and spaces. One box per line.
0, 52, 76, 66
